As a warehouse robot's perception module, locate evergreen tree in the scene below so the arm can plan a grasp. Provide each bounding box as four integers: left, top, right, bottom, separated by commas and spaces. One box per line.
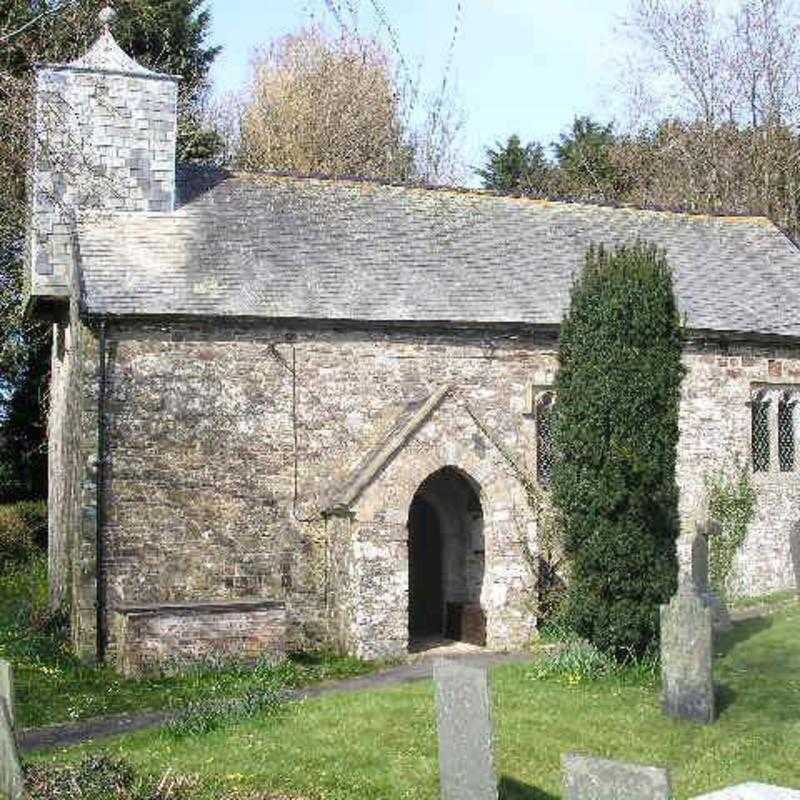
0, 0, 220, 501
476, 134, 551, 194
553, 116, 625, 200
551, 244, 683, 659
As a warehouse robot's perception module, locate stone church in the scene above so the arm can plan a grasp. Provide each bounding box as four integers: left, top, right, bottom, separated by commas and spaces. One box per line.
28, 16, 800, 674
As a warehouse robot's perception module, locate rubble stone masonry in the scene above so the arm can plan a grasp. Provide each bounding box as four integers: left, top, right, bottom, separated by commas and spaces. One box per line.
48, 318, 800, 666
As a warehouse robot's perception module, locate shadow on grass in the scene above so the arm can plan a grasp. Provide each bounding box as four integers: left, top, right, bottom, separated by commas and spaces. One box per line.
500, 776, 560, 799
715, 682, 737, 716
715, 616, 772, 658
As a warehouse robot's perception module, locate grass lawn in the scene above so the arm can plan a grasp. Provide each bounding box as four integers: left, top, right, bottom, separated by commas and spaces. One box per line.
0, 557, 373, 728
30, 602, 800, 800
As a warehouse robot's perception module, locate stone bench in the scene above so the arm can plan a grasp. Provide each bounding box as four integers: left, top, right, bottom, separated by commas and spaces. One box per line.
113, 599, 287, 676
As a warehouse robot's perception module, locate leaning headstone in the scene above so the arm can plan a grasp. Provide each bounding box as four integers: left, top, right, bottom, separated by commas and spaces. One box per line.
660, 581, 715, 724
563, 754, 672, 799
0, 660, 15, 732
0, 686, 23, 800
692, 783, 800, 799
434, 661, 497, 800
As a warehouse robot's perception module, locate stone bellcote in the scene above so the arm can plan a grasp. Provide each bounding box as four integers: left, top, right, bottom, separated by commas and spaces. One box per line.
28, 6, 179, 313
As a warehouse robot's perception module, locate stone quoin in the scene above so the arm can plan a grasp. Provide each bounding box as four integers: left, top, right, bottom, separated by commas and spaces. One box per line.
28, 15, 800, 669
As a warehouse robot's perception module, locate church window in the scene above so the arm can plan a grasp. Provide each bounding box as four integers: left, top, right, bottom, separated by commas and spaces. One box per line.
751, 391, 770, 473
536, 391, 555, 488
778, 392, 796, 473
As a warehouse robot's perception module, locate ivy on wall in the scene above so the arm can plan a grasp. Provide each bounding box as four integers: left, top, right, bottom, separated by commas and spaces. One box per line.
705, 468, 757, 598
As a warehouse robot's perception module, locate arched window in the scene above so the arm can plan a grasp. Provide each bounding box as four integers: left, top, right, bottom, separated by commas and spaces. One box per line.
536, 392, 555, 488
751, 391, 770, 473
779, 392, 797, 472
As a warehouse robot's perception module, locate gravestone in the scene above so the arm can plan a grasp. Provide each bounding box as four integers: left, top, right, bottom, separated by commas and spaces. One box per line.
0, 660, 15, 732
0, 660, 22, 800
692, 783, 800, 799
433, 661, 497, 800
660, 582, 715, 724
789, 527, 800, 596
563, 754, 672, 799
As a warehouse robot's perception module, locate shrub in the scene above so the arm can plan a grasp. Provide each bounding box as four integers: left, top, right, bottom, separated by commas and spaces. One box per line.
529, 639, 618, 684
0, 500, 47, 567
552, 243, 683, 659
528, 637, 659, 687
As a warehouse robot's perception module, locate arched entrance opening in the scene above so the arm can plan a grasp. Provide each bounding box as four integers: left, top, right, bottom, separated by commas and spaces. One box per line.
407, 467, 485, 649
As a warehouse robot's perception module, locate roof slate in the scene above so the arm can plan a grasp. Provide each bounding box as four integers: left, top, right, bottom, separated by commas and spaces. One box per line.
75, 169, 800, 337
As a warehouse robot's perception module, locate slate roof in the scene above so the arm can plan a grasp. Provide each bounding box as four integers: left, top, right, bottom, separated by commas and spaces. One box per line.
75, 168, 800, 338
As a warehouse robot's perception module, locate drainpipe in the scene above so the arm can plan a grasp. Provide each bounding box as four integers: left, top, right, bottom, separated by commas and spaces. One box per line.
96, 319, 108, 662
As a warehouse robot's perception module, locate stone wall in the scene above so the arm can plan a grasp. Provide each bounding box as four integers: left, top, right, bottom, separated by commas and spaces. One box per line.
678, 338, 800, 597
97, 319, 555, 662
47, 295, 101, 661
52, 316, 800, 664
342, 391, 539, 659
113, 600, 286, 677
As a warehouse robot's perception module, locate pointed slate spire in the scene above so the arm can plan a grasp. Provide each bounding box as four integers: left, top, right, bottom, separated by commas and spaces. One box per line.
98, 5, 117, 30
28, 1, 179, 313
67, 5, 160, 76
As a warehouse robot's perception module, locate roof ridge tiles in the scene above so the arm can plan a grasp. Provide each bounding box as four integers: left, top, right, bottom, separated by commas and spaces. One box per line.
191, 166, 776, 227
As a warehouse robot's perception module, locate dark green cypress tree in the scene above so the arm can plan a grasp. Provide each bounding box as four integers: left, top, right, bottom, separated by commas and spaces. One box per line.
476, 134, 551, 195
551, 243, 684, 659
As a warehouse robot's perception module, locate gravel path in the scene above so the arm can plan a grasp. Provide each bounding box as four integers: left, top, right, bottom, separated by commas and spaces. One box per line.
18, 650, 534, 754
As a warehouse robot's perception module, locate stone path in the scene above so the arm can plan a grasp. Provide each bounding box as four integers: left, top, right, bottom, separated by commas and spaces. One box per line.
18, 650, 535, 754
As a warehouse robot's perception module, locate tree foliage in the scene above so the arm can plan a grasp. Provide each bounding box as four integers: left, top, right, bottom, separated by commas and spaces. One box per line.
239, 27, 414, 181
553, 116, 627, 200
477, 135, 550, 195
608, 120, 800, 229
0, 0, 220, 501
610, 0, 800, 233
551, 244, 683, 659
480, 3, 800, 235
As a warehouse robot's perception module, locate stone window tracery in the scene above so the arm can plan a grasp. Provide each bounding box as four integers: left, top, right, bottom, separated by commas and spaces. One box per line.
750, 386, 800, 474
536, 391, 555, 488
779, 392, 797, 472
751, 391, 770, 473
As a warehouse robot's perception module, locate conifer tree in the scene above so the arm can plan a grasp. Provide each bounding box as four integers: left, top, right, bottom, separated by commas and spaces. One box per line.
551, 243, 683, 658
476, 134, 550, 195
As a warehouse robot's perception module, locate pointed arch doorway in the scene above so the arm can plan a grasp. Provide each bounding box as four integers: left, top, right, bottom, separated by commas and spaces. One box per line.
407, 466, 486, 649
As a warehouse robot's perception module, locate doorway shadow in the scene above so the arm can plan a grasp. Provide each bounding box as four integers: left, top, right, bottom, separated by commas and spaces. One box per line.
499, 776, 560, 800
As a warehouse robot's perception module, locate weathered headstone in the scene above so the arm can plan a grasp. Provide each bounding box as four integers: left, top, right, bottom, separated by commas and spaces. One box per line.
0, 660, 22, 800
0, 660, 15, 732
692, 783, 800, 800
434, 661, 497, 800
563, 754, 672, 799
789, 527, 800, 596
660, 582, 715, 724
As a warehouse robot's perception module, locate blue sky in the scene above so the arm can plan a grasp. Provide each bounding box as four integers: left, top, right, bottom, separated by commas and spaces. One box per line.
208, 1, 632, 178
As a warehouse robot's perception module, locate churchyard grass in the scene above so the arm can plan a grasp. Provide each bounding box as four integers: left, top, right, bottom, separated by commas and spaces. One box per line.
731, 590, 797, 610
28, 603, 800, 800
0, 556, 373, 728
